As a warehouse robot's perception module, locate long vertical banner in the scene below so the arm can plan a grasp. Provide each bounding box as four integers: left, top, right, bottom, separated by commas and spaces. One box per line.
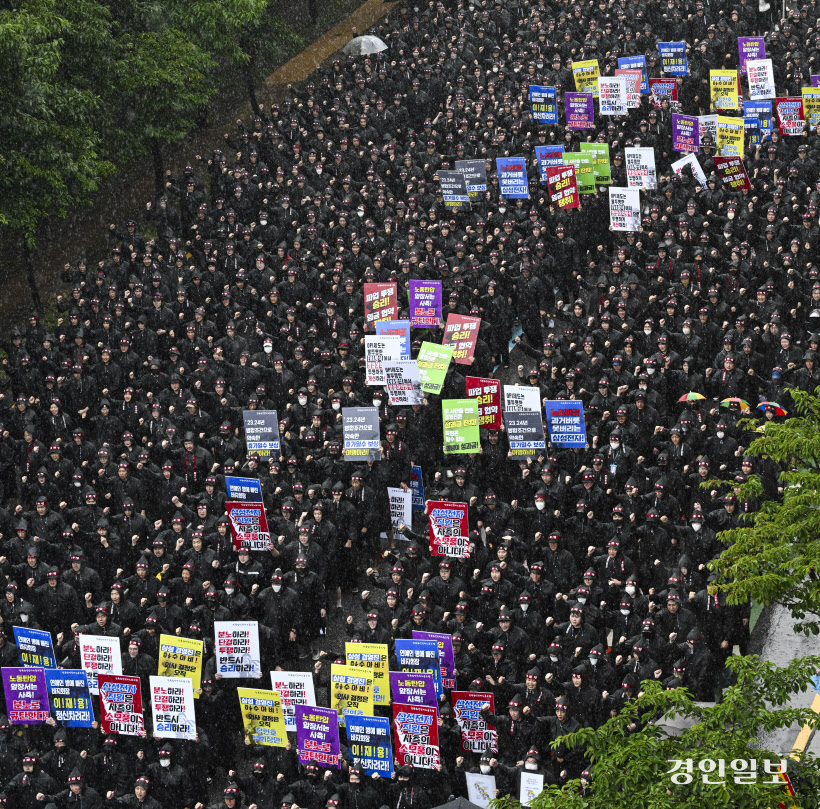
393, 703, 440, 769
99, 674, 144, 736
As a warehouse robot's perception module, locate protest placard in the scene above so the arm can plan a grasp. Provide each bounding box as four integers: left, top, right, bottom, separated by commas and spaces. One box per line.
713, 156, 752, 190
534, 145, 564, 183
528, 85, 558, 123
387, 487, 412, 543
609, 187, 641, 231
365, 335, 404, 385
775, 97, 805, 135
384, 360, 424, 406
80, 634, 122, 695
413, 630, 456, 690
346, 642, 390, 705
658, 42, 688, 75
625, 147, 657, 189
738, 36, 765, 74
495, 157, 529, 198
13, 627, 56, 668
409, 281, 442, 328
363, 282, 398, 331
225, 476, 263, 503
579, 143, 611, 183
270, 671, 317, 730
672, 115, 699, 153
345, 715, 393, 776
416, 342, 453, 395
438, 170, 470, 211
343, 407, 381, 461
330, 663, 374, 725
746, 59, 775, 98
3, 666, 49, 724
226, 501, 271, 551
442, 314, 481, 364
158, 635, 204, 696
238, 688, 288, 746
565, 93, 594, 129
455, 159, 487, 198
598, 76, 627, 115
504, 411, 546, 459
44, 669, 94, 727
615, 69, 642, 108
442, 399, 480, 454
410, 465, 425, 511
503, 385, 541, 413
389, 671, 437, 706
544, 400, 588, 448
296, 705, 341, 768
716, 116, 745, 156
243, 410, 279, 459
467, 773, 496, 808
151, 676, 196, 740
214, 620, 261, 678
428, 500, 470, 558
393, 703, 440, 769
99, 674, 143, 735
452, 691, 498, 753
466, 376, 501, 430
572, 59, 600, 94
546, 165, 579, 209
710, 70, 739, 109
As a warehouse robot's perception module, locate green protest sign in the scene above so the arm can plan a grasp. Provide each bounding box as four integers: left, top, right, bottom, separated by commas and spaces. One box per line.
417, 342, 454, 395
562, 153, 596, 194
442, 399, 480, 454
580, 142, 611, 184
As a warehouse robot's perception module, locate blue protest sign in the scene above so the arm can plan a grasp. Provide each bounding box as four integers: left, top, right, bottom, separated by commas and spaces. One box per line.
495, 157, 529, 198
395, 639, 442, 697
225, 476, 263, 502
618, 56, 649, 93
376, 320, 411, 358
534, 146, 564, 183
544, 400, 587, 448
410, 465, 425, 511
658, 42, 688, 76
744, 99, 773, 146
345, 715, 394, 776
528, 85, 558, 123
13, 626, 56, 668
44, 669, 94, 727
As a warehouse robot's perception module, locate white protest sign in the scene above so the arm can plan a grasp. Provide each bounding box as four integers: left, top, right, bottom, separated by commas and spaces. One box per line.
625, 146, 657, 189
270, 671, 317, 731
151, 676, 196, 740
503, 385, 541, 413
388, 487, 413, 541
79, 635, 122, 695
520, 772, 545, 806
746, 59, 775, 99
671, 153, 708, 188
384, 360, 424, 405
214, 621, 262, 678
599, 76, 628, 115
466, 773, 496, 808
609, 187, 641, 231
365, 336, 404, 385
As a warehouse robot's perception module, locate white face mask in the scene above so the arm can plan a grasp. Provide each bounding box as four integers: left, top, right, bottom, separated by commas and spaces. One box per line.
264, 345, 273, 354
224, 587, 235, 596
373, 399, 381, 408
549, 655, 559, 663
160, 759, 171, 768
520, 603, 529, 612
691, 522, 702, 532
576, 596, 587, 604
480, 765, 491, 774
316, 166, 323, 174
525, 763, 537, 771
683, 327, 691, 336
644, 327, 652, 335
610, 441, 620, 449
298, 396, 308, 406
620, 608, 630, 616
535, 501, 545, 511
727, 211, 735, 219
332, 402, 340, 411
20, 613, 28, 623
716, 431, 725, 439
588, 657, 598, 666
357, 210, 364, 218
272, 584, 282, 593
625, 585, 636, 596
646, 367, 656, 375
499, 206, 506, 213
260, 219, 268, 226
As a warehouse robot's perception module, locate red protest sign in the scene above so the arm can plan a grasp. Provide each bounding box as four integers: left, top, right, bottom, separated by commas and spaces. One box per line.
546, 165, 579, 210
226, 501, 272, 551
442, 314, 481, 365
451, 691, 498, 754
428, 501, 470, 558
364, 283, 398, 332
775, 97, 804, 136
649, 78, 678, 108
713, 156, 751, 191
466, 376, 501, 430
393, 703, 440, 769
99, 674, 144, 736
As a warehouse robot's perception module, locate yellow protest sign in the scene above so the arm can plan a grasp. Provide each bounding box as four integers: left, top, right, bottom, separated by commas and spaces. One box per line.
716, 116, 745, 157
710, 70, 739, 110
238, 688, 288, 746
572, 59, 601, 96
330, 664, 374, 725
802, 88, 820, 127
346, 642, 390, 705
158, 635, 204, 698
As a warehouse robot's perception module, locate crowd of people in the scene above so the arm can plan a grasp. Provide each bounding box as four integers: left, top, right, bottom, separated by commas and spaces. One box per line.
0, 0, 813, 805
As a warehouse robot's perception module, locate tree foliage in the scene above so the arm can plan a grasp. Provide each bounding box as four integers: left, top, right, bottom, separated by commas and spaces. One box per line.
711, 388, 820, 635
0, 0, 299, 278
490, 655, 820, 809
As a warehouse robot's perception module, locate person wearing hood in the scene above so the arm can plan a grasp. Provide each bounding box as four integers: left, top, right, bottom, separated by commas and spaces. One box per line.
480, 696, 532, 765
40, 730, 86, 789
36, 767, 103, 809
285, 762, 333, 809
106, 775, 161, 808
386, 764, 432, 809
3, 751, 59, 809
142, 745, 194, 809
